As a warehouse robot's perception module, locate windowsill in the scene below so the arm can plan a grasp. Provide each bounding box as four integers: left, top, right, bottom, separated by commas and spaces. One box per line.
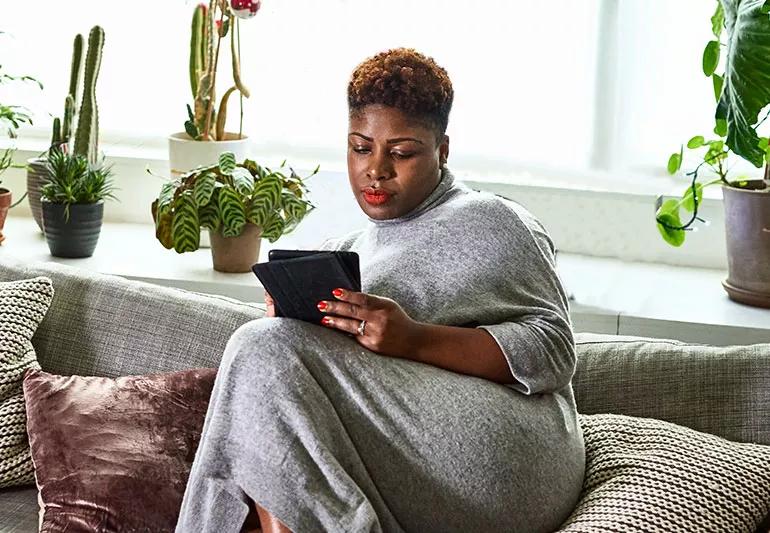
2, 215, 767, 347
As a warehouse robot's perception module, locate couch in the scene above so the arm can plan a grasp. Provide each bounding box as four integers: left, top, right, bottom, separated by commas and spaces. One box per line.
1, 256, 769, 532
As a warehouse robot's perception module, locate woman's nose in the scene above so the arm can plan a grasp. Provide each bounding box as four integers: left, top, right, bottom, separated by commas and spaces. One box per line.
367, 150, 394, 180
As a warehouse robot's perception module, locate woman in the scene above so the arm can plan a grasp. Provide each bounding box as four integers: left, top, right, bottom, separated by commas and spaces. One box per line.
176, 48, 585, 533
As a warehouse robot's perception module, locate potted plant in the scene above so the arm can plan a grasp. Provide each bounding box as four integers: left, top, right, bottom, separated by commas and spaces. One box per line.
656, 0, 770, 308
38, 26, 114, 258
0, 39, 42, 243
151, 151, 318, 273
168, 0, 261, 179
40, 146, 116, 257
27, 32, 85, 232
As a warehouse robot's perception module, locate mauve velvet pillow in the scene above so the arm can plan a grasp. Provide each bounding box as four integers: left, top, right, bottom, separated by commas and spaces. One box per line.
22, 367, 217, 533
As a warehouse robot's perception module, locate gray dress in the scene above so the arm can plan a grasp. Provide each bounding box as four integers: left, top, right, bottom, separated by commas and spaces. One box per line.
175, 168, 585, 533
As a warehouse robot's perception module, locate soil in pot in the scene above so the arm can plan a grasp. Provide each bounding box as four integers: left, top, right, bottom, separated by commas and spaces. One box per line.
42, 200, 104, 258
209, 223, 262, 273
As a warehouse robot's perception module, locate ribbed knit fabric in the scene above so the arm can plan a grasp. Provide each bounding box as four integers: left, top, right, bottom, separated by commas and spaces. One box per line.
0, 277, 53, 488
177, 167, 585, 532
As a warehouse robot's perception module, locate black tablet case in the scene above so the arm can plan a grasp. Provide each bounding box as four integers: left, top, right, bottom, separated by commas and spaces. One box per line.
252, 250, 361, 323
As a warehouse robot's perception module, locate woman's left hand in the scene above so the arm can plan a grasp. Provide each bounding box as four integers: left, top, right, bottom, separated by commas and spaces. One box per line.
317, 288, 424, 359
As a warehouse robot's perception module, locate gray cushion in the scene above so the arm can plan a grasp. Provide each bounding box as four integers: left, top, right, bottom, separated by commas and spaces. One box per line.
558, 414, 770, 532
0, 486, 39, 533
0, 277, 54, 489
0, 258, 264, 377
574, 332, 770, 445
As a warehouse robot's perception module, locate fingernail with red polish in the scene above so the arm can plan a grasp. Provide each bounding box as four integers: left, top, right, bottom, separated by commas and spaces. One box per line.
317, 301, 328, 312
332, 288, 343, 298
321, 316, 332, 326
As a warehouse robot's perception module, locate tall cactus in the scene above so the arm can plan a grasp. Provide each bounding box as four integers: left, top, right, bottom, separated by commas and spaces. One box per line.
190, 3, 207, 99
50, 34, 83, 150
74, 26, 105, 165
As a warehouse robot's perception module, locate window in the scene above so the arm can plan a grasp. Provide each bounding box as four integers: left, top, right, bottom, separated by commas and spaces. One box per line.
1, 1, 730, 182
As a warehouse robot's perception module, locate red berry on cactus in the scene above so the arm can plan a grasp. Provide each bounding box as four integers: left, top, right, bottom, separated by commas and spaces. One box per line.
231, 0, 260, 19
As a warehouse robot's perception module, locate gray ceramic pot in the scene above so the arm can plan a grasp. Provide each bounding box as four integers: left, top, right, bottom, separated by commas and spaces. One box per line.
27, 157, 51, 232
41, 200, 104, 258
722, 180, 770, 308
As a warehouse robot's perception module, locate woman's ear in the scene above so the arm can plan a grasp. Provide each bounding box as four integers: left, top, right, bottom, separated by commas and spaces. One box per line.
439, 134, 450, 166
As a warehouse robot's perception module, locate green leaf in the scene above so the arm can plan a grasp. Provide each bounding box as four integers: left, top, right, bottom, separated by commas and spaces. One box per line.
230, 166, 254, 195
218, 151, 237, 175
193, 171, 216, 207
252, 173, 282, 210
687, 135, 705, 148
655, 199, 686, 247
199, 202, 220, 231
667, 150, 682, 175
682, 182, 704, 212
217, 185, 246, 237
714, 117, 728, 137
765, 145, 770, 163
712, 73, 724, 102
717, 0, 770, 167
261, 212, 286, 243
702, 40, 720, 77
171, 190, 200, 253
712, 1, 725, 37
157, 182, 176, 211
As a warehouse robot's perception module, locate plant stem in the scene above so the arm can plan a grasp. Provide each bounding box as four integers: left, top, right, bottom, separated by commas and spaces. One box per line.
237, 18, 244, 140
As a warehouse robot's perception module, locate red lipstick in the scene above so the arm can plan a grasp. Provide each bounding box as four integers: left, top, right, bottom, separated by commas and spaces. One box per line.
363, 188, 392, 206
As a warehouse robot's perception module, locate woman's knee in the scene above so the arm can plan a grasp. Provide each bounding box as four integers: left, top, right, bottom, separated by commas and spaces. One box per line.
221, 318, 316, 373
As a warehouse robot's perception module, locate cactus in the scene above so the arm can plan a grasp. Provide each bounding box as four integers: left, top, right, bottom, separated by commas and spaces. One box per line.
68, 34, 83, 113
73, 26, 105, 165
186, 0, 252, 141
50, 34, 84, 151
190, 4, 207, 99
51, 118, 62, 148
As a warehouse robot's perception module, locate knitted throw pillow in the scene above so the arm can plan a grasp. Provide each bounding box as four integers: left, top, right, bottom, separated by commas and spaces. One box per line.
558, 414, 770, 533
0, 276, 54, 488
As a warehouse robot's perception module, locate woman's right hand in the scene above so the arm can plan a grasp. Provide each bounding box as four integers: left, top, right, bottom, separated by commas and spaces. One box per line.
264, 291, 276, 318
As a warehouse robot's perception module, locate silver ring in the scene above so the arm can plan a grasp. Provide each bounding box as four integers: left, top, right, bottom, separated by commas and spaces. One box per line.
357, 320, 367, 336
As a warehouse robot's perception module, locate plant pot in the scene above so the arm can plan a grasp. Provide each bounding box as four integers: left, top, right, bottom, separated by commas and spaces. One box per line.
41, 200, 104, 258
721, 180, 770, 308
168, 131, 252, 178
27, 157, 51, 233
209, 223, 262, 273
0, 188, 10, 245
168, 132, 252, 248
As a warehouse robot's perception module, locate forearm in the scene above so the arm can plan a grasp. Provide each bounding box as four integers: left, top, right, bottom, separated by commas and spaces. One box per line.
405, 322, 514, 384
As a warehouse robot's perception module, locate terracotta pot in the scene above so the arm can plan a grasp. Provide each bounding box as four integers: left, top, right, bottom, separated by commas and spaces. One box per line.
42, 200, 104, 258
0, 188, 10, 245
26, 157, 51, 232
209, 223, 262, 273
721, 180, 770, 308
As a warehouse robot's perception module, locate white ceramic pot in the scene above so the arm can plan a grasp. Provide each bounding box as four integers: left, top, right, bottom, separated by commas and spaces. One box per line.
168, 132, 252, 178
168, 132, 253, 248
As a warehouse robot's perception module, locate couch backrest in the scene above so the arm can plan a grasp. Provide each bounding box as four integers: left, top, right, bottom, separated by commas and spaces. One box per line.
0, 258, 263, 377
573, 332, 770, 446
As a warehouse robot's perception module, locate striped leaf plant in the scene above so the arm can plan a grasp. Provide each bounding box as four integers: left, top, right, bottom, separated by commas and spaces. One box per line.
151, 151, 318, 254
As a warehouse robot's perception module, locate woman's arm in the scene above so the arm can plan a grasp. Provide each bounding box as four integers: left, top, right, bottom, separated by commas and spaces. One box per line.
408, 323, 515, 384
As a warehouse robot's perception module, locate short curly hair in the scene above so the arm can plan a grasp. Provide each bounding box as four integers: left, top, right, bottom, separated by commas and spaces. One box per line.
347, 48, 454, 139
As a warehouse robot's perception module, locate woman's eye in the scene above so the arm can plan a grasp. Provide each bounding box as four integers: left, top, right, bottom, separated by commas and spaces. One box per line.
392, 152, 413, 159
352, 147, 370, 154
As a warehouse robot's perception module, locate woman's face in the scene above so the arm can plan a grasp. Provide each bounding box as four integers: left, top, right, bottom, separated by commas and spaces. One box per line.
347, 104, 449, 220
